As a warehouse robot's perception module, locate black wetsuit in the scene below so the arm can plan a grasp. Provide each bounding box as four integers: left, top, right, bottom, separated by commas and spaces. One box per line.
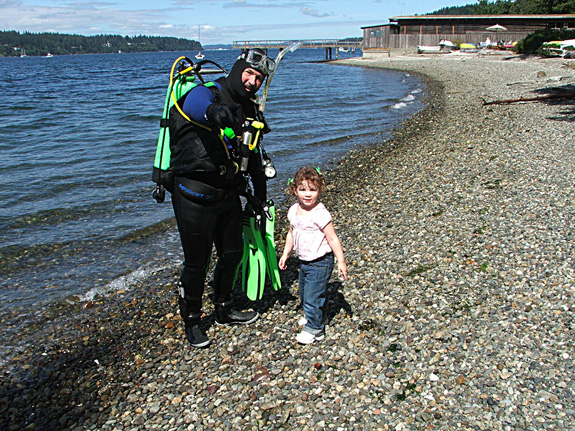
169, 59, 267, 325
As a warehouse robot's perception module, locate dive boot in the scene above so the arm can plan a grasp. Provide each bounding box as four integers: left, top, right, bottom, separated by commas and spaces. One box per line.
215, 301, 259, 325
183, 311, 210, 348
178, 291, 209, 348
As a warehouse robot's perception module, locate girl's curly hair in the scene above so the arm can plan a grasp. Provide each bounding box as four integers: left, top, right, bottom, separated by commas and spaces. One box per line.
287, 166, 326, 197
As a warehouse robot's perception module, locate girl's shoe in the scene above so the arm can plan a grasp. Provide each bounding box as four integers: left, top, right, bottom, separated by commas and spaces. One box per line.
297, 317, 307, 326
296, 330, 325, 345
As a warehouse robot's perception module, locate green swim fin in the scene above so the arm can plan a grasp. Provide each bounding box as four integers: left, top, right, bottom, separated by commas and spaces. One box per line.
262, 201, 281, 291
242, 205, 266, 301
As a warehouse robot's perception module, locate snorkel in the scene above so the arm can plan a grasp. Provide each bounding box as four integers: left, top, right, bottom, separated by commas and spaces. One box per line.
258, 41, 302, 113
248, 42, 303, 179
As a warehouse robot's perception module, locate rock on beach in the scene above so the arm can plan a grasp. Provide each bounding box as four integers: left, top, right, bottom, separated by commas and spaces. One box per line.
1, 52, 575, 431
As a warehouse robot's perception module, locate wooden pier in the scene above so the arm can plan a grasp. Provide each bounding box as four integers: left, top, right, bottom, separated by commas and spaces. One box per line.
232, 39, 362, 60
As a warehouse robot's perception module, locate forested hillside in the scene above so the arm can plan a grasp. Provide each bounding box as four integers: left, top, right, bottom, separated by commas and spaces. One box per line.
431, 0, 575, 15
1, 31, 201, 57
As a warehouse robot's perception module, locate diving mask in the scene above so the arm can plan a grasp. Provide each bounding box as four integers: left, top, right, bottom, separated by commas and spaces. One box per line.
238, 49, 276, 76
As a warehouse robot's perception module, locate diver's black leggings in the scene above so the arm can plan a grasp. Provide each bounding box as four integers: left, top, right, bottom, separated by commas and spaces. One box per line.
172, 177, 243, 315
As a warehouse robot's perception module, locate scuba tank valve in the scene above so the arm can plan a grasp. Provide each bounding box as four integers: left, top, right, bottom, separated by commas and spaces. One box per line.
239, 119, 264, 172
239, 122, 253, 172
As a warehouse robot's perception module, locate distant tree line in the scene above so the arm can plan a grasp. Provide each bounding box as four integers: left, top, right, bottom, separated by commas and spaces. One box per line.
431, 0, 575, 15
0, 31, 201, 57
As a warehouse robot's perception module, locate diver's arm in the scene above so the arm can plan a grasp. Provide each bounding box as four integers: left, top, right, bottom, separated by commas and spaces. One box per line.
181, 84, 218, 125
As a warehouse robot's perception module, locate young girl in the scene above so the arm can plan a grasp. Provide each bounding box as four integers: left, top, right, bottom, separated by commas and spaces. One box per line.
279, 167, 348, 344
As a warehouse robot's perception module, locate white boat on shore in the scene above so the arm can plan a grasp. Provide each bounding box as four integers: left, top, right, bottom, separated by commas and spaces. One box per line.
418, 40, 456, 54
439, 40, 455, 49
417, 45, 441, 53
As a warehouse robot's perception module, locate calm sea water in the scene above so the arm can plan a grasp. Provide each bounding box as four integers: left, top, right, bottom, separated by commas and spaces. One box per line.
0, 50, 424, 338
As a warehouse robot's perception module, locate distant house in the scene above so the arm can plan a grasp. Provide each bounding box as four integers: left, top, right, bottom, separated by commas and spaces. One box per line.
362, 14, 575, 54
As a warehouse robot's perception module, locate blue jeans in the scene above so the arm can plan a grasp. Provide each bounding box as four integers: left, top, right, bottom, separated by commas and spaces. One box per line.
298, 253, 334, 335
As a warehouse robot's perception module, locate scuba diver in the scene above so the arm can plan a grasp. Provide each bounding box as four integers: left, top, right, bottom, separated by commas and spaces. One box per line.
169, 48, 275, 348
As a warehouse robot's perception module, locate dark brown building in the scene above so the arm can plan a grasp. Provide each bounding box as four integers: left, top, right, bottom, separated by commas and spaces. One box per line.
362, 14, 575, 54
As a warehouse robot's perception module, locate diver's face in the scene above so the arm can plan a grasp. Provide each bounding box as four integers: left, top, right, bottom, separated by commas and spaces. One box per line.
242, 67, 265, 94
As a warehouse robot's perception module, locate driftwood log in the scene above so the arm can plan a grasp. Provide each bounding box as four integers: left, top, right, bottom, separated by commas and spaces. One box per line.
482, 92, 575, 105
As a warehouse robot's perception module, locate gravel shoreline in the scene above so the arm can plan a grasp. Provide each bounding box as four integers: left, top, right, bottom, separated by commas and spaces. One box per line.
2, 52, 575, 431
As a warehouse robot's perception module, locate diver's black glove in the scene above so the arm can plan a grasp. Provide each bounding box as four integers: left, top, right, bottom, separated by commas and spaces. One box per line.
206, 103, 241, 132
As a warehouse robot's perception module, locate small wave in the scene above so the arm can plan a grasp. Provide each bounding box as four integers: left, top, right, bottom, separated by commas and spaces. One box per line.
118, 114, 158, 123
122, 85, 164, 93
79, 261, 173, 302
3, 197, 126, 229
118, 217, 177, 243
400, 94, 415, 102
411, 88, 423, 94
10, 106, 36, 111
392, 102, 408, 110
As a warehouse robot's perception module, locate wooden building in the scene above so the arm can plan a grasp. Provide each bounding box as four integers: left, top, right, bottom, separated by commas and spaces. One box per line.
362, 14, 575, 55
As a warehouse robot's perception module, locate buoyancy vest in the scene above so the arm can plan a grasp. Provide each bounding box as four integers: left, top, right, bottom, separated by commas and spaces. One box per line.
168, 85, 242, 188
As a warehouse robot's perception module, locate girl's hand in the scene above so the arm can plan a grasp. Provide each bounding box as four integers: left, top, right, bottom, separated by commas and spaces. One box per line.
338, 262, 348, 281
279, 255, 288, 270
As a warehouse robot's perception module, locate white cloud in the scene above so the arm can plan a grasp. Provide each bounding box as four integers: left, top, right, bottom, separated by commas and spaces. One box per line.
301, 6, 330, 18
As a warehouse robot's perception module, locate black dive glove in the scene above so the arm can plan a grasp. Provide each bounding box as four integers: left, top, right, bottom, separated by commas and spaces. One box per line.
205, 103, 241, 132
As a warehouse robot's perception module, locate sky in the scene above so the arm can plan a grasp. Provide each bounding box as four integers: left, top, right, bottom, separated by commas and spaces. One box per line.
0, 0, 473, 45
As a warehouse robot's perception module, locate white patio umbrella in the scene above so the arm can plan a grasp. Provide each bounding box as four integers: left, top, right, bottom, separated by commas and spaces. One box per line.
486, 24, 508, 32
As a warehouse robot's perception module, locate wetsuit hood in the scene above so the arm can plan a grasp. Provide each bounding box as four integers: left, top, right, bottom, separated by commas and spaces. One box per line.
221, 59, 259, 103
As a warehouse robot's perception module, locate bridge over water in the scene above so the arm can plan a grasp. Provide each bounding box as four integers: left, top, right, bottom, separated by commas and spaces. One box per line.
232, 39, 362, 60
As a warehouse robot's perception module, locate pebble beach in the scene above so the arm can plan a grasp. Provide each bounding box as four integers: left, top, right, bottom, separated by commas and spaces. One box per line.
2, 51, 575, 431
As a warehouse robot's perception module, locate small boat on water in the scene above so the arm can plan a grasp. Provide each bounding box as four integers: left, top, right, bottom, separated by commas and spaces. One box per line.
194, 25, 204, 60
46, 53, 53, 58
